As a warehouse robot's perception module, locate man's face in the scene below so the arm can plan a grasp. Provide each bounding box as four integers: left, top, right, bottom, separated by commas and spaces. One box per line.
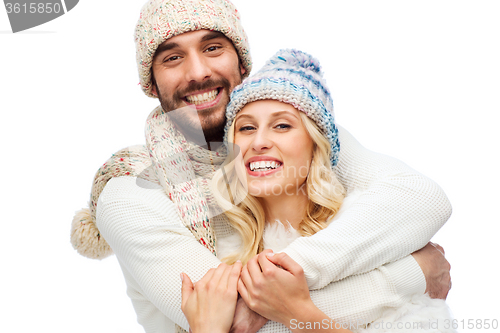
151, 30, 246, 142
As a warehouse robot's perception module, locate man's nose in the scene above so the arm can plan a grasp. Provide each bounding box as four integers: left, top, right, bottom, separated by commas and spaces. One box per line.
184, 52, 212, 83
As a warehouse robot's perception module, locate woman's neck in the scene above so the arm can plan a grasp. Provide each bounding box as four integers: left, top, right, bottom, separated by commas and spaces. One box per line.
258, 186, 309, 230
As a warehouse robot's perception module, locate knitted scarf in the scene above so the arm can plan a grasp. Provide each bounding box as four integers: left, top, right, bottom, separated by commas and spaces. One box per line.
71, 105, 227, 259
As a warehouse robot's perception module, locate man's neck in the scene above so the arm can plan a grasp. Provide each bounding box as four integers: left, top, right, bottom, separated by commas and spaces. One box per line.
180, 128, 224, 151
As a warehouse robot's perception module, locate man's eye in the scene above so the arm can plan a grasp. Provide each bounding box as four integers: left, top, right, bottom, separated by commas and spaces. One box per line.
205, 46, 220, 52
165, 55, 180, 62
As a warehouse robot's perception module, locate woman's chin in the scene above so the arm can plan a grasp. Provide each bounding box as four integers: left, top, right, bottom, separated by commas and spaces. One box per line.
247, 183, 285, 198
246, 179, 307, 199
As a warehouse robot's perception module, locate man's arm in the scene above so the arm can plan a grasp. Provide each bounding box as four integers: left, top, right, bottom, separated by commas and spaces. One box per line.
96, 176, 450, 333
236, 253, 447, 333
96, 176, 222, 331
283, 125, 452, 289
310, 255, 426, 326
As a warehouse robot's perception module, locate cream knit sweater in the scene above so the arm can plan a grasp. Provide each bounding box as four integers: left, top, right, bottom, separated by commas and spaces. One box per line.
96, 126, 452, 333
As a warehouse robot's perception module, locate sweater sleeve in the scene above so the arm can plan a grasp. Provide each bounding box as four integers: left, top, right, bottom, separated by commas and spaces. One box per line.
309, 255, 427, 327
96, 176, 427, 333
96, 176, 222, 331
254, 255, 427, 332
282, 125, 452, 290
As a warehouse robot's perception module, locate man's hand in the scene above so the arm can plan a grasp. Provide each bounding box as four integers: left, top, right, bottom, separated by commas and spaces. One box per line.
412, 242, 451, 299
229, 297, 268, 333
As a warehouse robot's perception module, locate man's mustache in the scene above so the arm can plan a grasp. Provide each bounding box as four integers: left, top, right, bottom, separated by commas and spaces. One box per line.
173, 79, 231, 101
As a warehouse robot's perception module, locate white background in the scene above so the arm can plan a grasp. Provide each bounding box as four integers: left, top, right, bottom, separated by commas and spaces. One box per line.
1, 0, 499, 332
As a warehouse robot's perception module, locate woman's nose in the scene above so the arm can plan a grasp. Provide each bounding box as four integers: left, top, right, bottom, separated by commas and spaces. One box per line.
251, 129, 273, 152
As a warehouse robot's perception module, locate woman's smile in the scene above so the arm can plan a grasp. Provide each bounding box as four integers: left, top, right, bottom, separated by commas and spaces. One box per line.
233, 100, 314, 198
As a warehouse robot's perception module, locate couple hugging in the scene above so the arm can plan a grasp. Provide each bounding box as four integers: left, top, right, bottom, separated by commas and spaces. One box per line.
71, 0, 454, 332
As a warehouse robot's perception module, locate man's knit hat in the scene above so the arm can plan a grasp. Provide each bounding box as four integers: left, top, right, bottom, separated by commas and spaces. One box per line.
135, 0, 252, 98
224, 49, 340, 166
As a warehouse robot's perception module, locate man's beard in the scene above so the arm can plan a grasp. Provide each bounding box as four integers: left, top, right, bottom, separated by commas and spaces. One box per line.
156, 78, 232, 143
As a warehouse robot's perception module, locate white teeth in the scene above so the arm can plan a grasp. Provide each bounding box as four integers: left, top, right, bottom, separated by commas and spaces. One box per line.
186, 89, 219, 105
249, 161, 281, 171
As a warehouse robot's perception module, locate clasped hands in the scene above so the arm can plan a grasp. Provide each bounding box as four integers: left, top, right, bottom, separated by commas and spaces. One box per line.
181, 249, 305, 333
181, 242, 451, 333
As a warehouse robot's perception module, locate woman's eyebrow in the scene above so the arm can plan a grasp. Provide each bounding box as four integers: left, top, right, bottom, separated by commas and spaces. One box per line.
269, 110, 299, 119
234, 110, 299, 125
234, 114, 254, 123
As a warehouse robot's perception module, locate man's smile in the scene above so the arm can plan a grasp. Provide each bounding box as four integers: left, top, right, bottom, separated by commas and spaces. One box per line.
184, 88, 223, 110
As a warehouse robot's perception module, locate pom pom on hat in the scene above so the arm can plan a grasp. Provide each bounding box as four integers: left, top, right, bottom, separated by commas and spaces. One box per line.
225, 49, 340, 167
265, 49, 323, 74
71, 209, 113, 260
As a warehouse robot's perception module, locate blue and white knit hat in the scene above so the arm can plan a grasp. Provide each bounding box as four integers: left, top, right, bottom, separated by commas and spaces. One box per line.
224, 49, 340, 166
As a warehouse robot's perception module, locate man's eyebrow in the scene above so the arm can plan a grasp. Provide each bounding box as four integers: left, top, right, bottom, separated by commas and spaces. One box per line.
153, 31, 227, 60
200, 31, 226, 43
154, 41, 180, 58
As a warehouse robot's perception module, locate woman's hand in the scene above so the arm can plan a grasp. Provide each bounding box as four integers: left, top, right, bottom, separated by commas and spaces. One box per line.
238, 251, 352, 333
181, 262, 242, 333
237, 250, 316, 326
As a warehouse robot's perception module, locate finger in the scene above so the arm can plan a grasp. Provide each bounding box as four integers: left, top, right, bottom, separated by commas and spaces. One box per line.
228, 261, 242, 292
237, 278, 249, 304
257, 251, 279, 276
246, 254, 263, 281
265, 252, 303, 276
181, 273, 194, 309
239, 262, 254, 291
209, 263, 229, 288
219, 263, 234, 289
431, 242, 445, 256
198, 267, 216, 285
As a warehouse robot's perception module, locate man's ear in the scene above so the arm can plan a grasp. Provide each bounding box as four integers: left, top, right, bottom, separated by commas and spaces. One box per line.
240, 63, 246, 76
151, 84, 158, 97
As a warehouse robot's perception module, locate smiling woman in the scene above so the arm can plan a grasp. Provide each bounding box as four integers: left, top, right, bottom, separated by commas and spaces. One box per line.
234, 101, 315, 199
205, 48, 455, 333
201, 48, 352, 333
213, 49, 344, 266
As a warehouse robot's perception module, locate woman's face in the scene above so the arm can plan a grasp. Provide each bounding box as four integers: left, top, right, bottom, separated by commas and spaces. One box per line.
233, 100, 314, 198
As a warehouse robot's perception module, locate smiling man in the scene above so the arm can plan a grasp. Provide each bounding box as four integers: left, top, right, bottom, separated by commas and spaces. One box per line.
150, 30, 246, 143
71, 0, 453, 332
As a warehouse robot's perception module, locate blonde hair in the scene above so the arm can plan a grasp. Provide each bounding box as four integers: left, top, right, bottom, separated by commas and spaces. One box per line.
212, 112, 345, 264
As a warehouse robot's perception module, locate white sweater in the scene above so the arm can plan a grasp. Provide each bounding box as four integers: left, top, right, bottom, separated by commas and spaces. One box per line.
96, 126, 452, 332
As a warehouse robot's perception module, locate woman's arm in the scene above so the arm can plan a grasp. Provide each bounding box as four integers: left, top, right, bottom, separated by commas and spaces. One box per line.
181, 262, 242, 333
283, 125, 452, 289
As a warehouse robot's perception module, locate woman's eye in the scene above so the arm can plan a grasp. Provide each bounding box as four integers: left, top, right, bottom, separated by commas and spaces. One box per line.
275, 123, 291, 129
238, 125, 255, 132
